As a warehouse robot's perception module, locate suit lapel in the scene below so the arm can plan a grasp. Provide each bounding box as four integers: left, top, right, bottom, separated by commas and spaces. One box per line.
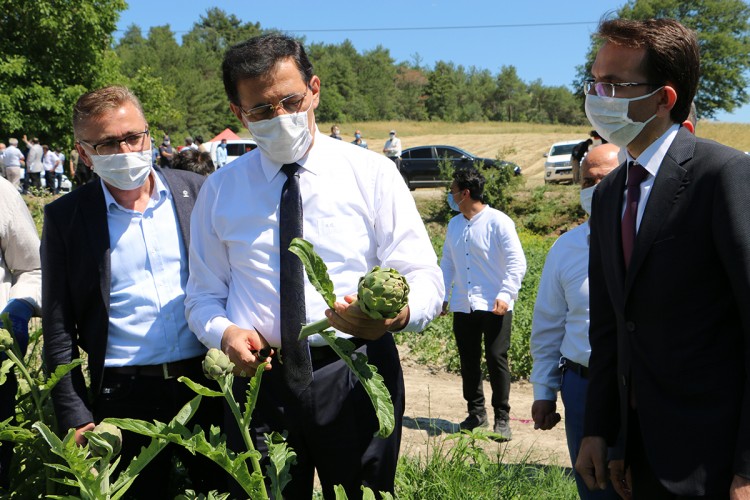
79, 181, 111, 314
595, 164, 628, 303
625, 129, 694, 296
158, 169, 193, 246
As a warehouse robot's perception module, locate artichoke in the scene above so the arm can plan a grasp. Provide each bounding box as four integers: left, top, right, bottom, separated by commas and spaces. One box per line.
89, 422, 122, 457
0, 329, 12, 352
203, 348, 234, 380
357, 266, 410, 320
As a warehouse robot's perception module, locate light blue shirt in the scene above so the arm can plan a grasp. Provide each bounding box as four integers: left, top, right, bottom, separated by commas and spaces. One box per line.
102, 171, 206, 366
216, 144, 228, 166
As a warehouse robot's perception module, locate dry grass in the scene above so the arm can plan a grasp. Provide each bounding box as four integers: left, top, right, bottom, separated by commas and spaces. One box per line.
312, 120, 750, 187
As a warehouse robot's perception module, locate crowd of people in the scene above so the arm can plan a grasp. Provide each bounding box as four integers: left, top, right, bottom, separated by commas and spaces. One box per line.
2, 17, 750, 500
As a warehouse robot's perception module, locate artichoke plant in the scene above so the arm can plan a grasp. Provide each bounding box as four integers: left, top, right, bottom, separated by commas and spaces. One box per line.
89, 422, 122, 458
357, 266, 410, 320
0, 328, 12, 352
203, 348, 234, 380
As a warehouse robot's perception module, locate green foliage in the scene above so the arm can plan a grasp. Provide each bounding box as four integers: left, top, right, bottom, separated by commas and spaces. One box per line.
577, 0, 750, 119
508, 184, 584, 236
395, 431, 577, 499
0, 0, 127, 145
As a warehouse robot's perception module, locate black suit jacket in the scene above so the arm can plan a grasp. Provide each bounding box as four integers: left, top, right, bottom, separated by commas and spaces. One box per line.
41, 167, 204, 433
584, 127, 750, 495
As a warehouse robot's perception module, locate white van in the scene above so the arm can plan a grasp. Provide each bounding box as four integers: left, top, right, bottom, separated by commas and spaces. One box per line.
205, 139, 258, 168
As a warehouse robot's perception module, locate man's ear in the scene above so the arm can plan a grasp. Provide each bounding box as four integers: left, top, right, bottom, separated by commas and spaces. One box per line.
658, 84, 678, 117
309, 75, 321, 110
75, 143, 93, 168
229, 102, 245, 124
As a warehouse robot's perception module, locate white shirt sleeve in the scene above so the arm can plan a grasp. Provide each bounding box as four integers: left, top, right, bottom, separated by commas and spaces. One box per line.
495, 215, 526, 304
529, 242, 567, 402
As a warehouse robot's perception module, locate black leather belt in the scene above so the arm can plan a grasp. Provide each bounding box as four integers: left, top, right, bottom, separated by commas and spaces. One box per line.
104, 355, 203, 380
310, 337, 367, 364
560, 357, 589, 379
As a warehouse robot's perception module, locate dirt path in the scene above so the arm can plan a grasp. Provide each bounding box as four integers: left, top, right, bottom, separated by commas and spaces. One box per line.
398, 351, 571, 468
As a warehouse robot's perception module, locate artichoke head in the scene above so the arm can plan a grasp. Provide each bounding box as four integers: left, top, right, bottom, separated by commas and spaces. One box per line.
203, 348, 234, 380
0, 329, 12, 352
89, 422, 122, 457
357, 266, 410, 320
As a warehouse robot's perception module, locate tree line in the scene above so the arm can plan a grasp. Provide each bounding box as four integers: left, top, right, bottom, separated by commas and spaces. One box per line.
0, 0, 748, 150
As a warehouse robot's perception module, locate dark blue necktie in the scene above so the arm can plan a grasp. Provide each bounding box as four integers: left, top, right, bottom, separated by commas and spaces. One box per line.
621, 161, 649, 270
279, 163, 313, 395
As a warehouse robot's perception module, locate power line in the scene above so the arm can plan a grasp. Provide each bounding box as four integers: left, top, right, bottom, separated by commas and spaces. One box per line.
115, 20, 597, 35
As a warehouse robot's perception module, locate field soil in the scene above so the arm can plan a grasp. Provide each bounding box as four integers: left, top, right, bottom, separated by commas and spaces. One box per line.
398, 346, 571, 468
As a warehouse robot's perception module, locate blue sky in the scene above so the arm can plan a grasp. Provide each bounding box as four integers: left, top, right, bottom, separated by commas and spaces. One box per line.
116, 0, 750, 123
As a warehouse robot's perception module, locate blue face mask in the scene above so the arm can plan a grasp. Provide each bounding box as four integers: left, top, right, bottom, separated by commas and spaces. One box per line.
447, 192, 461, 212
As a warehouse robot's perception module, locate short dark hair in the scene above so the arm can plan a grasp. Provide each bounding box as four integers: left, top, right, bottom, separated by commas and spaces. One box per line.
453, 167, 485, 201
173, 148, 214, 176
597, 18, 699, 123
222, 33, 314, 106
72, 85, 146, 138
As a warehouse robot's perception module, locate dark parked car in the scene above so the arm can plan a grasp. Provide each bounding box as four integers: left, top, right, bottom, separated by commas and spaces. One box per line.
398, 145, 521, 190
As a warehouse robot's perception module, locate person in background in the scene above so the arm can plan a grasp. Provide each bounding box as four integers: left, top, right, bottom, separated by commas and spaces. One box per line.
576, 18, 750, 498
22, 135, 43, 192
352, 129, 368, 149
183, 136, 198, 151
42, 85, 222, 498
440, 166, 526, 439
55, 148, 65, 193
382, 129, 402, 170
2, 139, 24, 190
0, 143, 5, 179
329, 124, 342, 140
0, 175, 41, 489
159, 134, 174, 168
41, 145, 59, 194
185, 33, 443, 499
195, 135, 208, 153
571, 130, 605, 183
216, 138, 228, 168
173, 148, 214, 176
530, 144, 620, 500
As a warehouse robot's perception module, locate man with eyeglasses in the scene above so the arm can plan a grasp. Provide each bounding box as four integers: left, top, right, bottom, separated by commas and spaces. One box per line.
575, 19, 750, 499
41, 85, 223, 497
185, 33, 443, 498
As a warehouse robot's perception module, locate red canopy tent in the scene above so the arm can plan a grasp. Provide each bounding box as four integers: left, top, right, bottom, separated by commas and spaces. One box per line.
208, 128, 242, 142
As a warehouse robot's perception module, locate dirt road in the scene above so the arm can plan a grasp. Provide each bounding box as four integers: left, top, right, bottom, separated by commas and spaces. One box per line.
399, 351, 571, 467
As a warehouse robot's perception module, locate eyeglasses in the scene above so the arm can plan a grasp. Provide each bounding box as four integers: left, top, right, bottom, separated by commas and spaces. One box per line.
583, 79, 661, 98
239, 91, 308, 121
79, 129, 150, 155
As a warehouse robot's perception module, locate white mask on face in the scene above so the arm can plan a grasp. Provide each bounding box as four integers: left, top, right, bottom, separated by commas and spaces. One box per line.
584, 87, 663, 147
245, 100, 314, 165
90, 150, 152, 190
580, 185, 595, 215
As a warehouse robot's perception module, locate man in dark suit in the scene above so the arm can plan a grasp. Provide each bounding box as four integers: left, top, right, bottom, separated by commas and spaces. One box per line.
41, 85, 221, 497
575, 19, 750, 499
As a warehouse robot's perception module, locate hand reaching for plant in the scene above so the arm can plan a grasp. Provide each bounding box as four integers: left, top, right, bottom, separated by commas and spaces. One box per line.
220, 325, 274, 377
327, 294, 410, 340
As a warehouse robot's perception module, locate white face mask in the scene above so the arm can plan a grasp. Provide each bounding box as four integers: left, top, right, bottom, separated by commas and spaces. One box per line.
584, 87, 662, 147
580, 185, 595, 215
245, 101, 314, 165
90, 150, 152, 190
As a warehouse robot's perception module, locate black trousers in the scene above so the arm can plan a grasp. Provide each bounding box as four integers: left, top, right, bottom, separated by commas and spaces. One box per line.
453, 310, 512, 416
227, 333, 405, 500
94, 360, 224, 499
44, 171, 55, 193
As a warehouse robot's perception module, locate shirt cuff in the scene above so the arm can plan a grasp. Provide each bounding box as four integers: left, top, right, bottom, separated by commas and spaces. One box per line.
532, 384, 558, 402
205, 316, 235, 350
496, 292, 512, 305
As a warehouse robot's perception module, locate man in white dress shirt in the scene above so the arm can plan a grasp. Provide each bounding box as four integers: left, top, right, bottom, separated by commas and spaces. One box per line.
530, 144, 619, 499
440, 166, 526, 439
185, 33, 443, 499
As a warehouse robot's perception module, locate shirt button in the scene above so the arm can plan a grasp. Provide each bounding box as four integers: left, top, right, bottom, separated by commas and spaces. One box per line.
625, 321, 636, 332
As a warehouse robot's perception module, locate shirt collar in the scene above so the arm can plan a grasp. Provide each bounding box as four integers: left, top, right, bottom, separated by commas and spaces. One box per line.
101, 168, 166, 213
259, 125, 322, 183
625, 123, 680, 179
